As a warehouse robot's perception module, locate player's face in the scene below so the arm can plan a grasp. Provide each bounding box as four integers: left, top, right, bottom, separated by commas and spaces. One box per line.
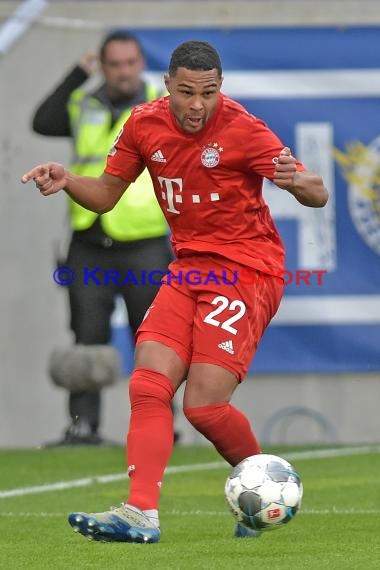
101, 40, 144, 98
165, 68, 223, 134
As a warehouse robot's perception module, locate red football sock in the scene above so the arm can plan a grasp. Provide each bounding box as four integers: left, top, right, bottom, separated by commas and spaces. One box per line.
184, 403, 261, 466
126, 367, 175, 510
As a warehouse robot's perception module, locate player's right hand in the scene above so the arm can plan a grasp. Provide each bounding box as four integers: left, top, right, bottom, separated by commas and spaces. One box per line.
21, 162, 67, 196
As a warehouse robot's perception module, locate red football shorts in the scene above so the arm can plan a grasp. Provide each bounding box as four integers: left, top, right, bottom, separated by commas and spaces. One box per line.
136, 254, 283, 381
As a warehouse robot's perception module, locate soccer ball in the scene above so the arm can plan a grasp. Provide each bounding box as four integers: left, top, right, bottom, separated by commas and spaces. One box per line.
225, 454, 303, 531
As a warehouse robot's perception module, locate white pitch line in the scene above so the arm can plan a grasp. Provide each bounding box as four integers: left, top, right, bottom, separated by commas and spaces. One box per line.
1, 446, 379, 499
1, 508, 380, 518
161, 507, 380, 516
0, 462, 226, 499
284, 445, 380, 460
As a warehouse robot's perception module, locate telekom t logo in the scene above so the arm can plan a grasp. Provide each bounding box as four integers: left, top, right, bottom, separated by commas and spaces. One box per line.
158, 176, 220, 213
158, 176, 183, 214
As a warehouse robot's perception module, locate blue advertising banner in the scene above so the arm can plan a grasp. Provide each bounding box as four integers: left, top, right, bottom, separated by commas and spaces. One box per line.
112, 27, 380, 373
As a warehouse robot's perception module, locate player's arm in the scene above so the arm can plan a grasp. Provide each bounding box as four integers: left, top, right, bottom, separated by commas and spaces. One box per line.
273, 147, 328, 207
21, 162, 128, 213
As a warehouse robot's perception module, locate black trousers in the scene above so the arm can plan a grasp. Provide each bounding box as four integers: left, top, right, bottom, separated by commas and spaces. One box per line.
65, 234, 172, 433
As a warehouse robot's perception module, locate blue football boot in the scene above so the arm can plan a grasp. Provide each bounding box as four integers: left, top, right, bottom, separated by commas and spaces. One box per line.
234, 522, 262, 538
68, 504, 160, 543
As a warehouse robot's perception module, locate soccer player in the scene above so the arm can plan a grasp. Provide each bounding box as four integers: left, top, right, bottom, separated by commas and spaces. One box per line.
22, 40, 328, 544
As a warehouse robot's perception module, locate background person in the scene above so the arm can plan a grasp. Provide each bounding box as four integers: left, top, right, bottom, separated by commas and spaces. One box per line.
22, 40, 328, 541
31, 29, 174, 445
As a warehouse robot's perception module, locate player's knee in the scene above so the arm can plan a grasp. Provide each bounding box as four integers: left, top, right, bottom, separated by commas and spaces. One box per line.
129, 367, 175, 409
183, 406, 203, 429
135, 340, 187, 381
184, 402, 228, 432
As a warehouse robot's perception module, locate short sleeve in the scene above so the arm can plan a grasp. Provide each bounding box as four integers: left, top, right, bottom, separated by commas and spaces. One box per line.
105, 112, 145, 182
246, 116, 305, 180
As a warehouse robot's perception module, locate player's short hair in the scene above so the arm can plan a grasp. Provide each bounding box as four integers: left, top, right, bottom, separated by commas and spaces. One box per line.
99, 29, 144, 62
168, 40, 222, 77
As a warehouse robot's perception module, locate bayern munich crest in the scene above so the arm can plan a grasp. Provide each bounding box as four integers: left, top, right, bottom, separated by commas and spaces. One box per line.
344, 135, 380, 256
201, 142, 223, 168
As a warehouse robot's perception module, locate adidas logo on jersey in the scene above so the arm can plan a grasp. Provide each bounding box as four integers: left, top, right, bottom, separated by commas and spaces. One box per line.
218, 340, 234, 355
151, 149, 167, 162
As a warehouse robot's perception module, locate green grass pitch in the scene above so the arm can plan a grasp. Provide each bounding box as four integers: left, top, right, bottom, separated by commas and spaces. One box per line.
1, 444, 379, 569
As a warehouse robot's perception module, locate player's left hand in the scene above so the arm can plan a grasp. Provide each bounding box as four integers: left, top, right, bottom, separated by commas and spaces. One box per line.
273, 147, 297, 190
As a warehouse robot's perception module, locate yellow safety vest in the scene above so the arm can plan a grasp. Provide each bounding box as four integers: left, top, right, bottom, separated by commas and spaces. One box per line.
66, 85, 167, 241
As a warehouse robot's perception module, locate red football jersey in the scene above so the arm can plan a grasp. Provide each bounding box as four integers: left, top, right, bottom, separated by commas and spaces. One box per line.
105, 94, 305, 274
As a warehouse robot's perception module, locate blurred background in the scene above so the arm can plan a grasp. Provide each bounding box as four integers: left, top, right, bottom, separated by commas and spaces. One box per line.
1, 0, 379, 447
